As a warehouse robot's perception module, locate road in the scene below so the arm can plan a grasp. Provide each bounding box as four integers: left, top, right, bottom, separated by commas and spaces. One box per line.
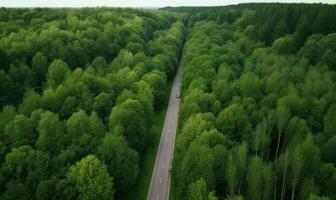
147, 61, 182, 200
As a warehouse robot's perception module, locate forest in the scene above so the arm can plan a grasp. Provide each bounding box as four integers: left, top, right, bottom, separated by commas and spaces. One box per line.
0, 3, 336, 200
0, 7, 185, 199
163, 3, 336, 200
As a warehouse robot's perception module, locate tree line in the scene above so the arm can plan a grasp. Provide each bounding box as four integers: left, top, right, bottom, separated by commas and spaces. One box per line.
164, 3, 336, 200
0, 8, 185, 199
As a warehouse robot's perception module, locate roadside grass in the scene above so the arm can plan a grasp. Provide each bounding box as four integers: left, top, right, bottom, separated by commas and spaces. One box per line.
123, 82, 172, 200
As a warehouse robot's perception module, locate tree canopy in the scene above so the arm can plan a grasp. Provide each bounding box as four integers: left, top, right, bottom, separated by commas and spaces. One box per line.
167, 3, 336, 200
0, 7, 185, 199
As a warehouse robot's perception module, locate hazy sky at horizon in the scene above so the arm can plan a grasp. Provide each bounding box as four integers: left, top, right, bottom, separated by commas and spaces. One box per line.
0, 0, 335, 8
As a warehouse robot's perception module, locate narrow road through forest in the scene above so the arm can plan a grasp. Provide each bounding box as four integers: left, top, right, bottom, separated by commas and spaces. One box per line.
146, 57, 183, 200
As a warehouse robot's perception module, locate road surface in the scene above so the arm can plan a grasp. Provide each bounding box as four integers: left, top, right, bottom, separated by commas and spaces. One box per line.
147, 61, 182, 200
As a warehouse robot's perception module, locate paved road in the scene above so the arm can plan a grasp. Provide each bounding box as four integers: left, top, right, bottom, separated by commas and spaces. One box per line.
147, 62, 182, 200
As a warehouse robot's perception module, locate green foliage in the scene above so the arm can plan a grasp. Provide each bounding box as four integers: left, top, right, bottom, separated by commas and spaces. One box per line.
142, 70, 167, 110
216, 104, 249, 141
2, 4, 336, 200
1, 146, 49, 199
32, 52, 48, 84
46, 59, 71, 88
308, 194, 331, 200
322, 136, 336, 163
0, 7, 185, 199
323, 104, 336, 137
18, 89, 41, 116
66, 110, 105, 153
272, 35, 295, 55
63, 155, 115, 200
169, 3, 336, 200
35, 111, 65, 154
239, 72, 262, 99
109, 99, 147, 151
188, 178, 217, 200
93, 92, 114, 120
98, 134, 139, 191
246, 157, 273, 200
299, 178, 319, 200
5, 114, 36, 148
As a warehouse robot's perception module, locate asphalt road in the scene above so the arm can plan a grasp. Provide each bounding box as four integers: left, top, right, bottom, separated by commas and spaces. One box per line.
147, 63, 182, 200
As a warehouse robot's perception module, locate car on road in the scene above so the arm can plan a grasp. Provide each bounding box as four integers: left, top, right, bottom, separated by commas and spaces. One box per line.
176, 93, 180, 98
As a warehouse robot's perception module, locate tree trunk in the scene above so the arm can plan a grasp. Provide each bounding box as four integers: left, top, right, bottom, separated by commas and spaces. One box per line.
280, 166, 287, 200
291, 184, 296, 200
266, 117, 273, 161
274, 176, 277, 200
275, 128, 282, 159
280, 136, 287, 155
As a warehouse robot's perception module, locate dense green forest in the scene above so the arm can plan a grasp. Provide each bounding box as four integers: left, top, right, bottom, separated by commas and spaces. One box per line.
162, 3, 336, 200
1, 3, 336, 200
0, 8, 185, 199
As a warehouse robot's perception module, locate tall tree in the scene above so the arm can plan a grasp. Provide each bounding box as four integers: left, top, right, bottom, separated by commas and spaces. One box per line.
323, 104, 336, 137
109, 99, 147, 151
1, 146, 49, 199
63, 155, 115, 200
275, 104, 290, 159
46, 59, 71, 88
216, 104, 249, 141
36, 111, 65, 154
98, 134, 139, 191
32, 52, 48, 85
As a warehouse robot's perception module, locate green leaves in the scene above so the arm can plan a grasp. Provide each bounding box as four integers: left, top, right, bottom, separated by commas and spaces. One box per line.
46, 59, 71, 88
246, 157, 273, 200
0, 7, 185, 200
109, 99, 147, 151
64, 155, 115, 200
171, 4, 336, 200
32, 52, 48, 84
2, 146, 49, 199
188, 178, 217, 200
98, 134, 139, 191
36, 112, 65, 154
323, 104, 336, 137
216, 104, 249, 141
142, 70, 167, 110
66, 110, 105, 153
5, 114, 36, 148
